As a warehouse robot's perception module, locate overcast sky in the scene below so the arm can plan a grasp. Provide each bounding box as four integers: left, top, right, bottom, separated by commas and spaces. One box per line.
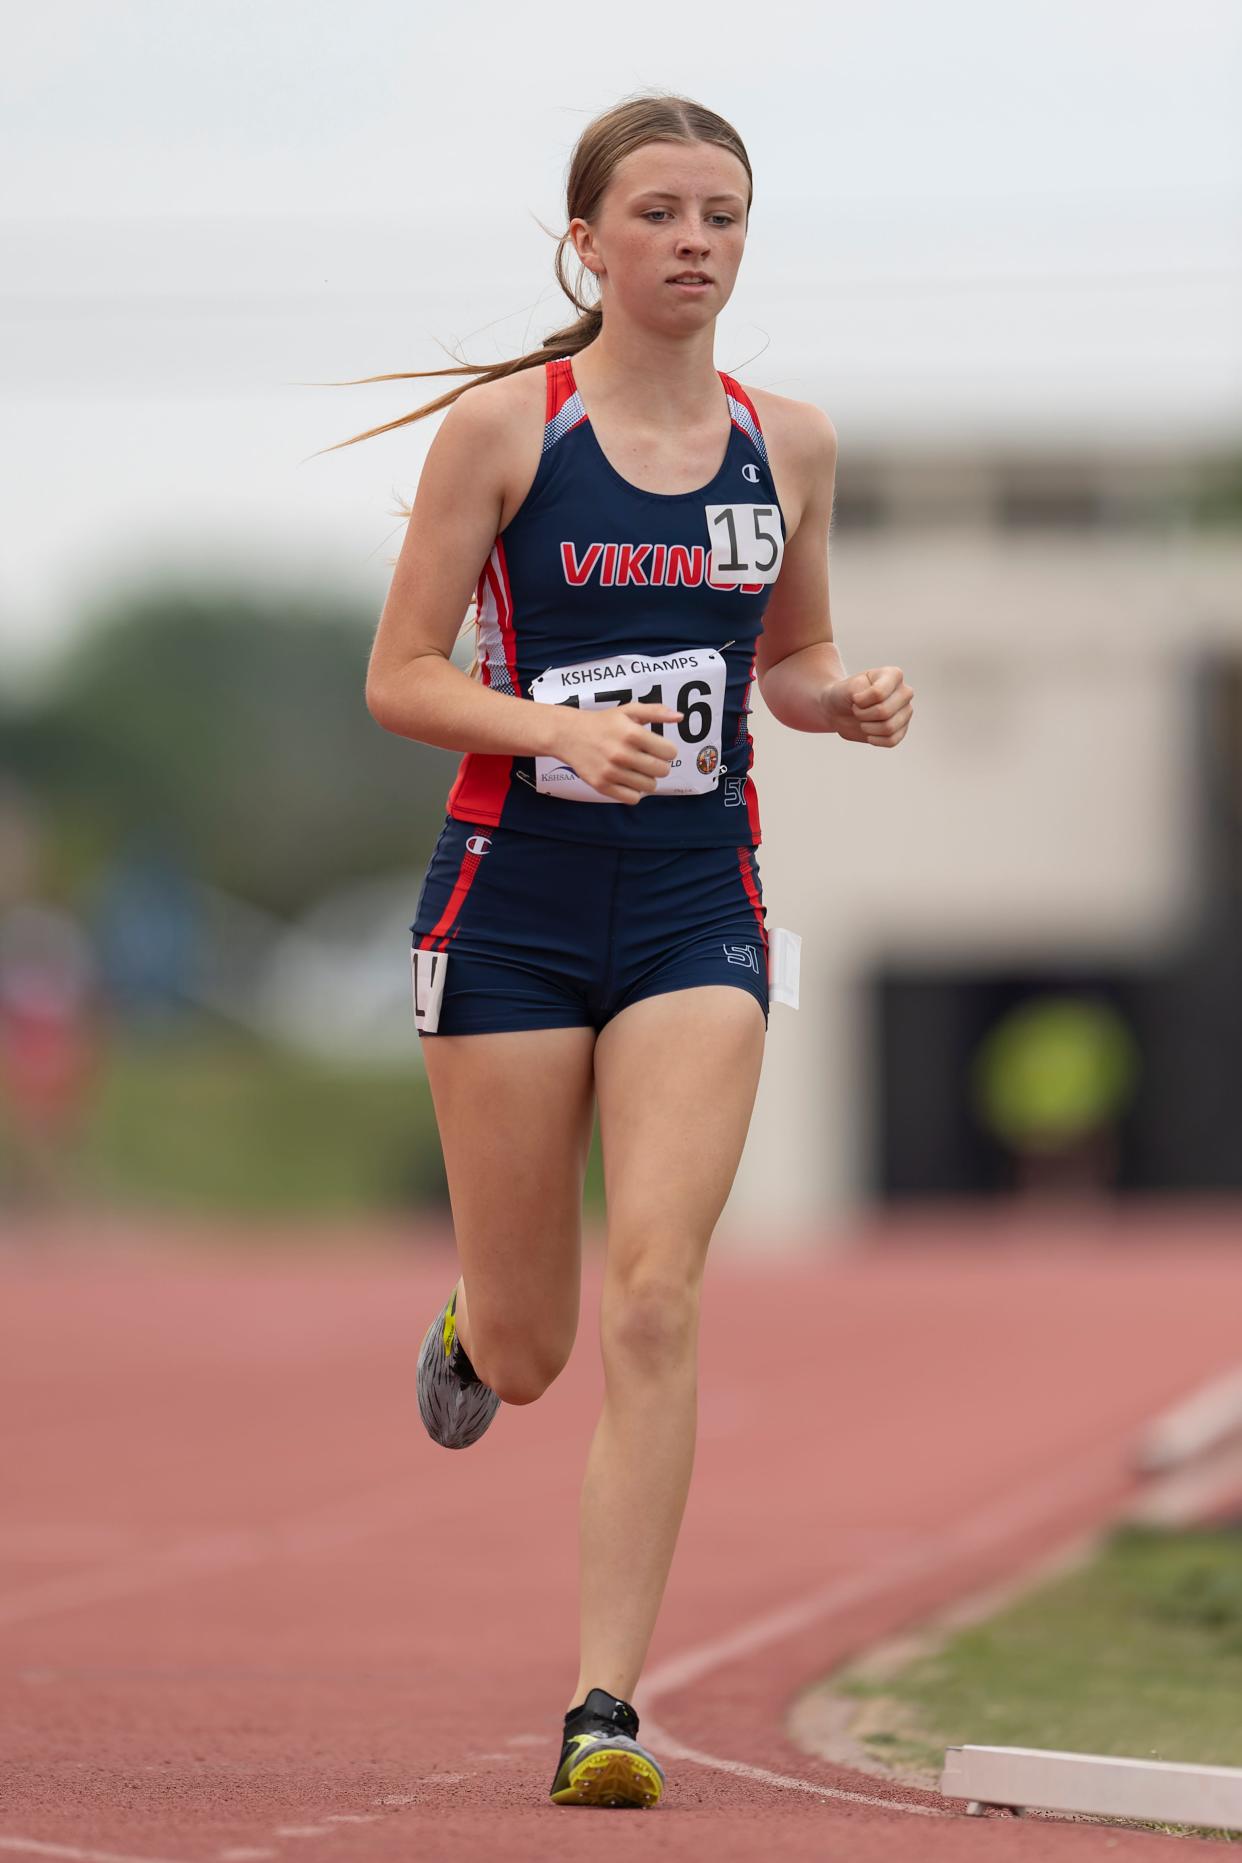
3, 0, 1240, 680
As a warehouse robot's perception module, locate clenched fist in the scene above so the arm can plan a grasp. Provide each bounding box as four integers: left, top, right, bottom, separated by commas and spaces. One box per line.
821, 667, 913, 747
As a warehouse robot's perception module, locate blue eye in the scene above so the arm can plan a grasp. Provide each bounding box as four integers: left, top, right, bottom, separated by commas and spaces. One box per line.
642, 210, 734, 226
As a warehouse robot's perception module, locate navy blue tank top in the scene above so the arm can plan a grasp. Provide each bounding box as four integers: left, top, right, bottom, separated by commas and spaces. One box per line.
444, 354, 787, 847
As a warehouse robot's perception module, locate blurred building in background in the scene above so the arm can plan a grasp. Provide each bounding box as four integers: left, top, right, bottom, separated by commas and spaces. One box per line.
729, 438, 1242, 1236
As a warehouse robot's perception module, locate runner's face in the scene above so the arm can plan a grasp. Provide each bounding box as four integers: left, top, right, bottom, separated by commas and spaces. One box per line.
574, 141, 749, 325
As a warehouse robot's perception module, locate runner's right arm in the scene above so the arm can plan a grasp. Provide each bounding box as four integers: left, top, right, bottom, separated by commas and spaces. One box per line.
365, 385, 680, 802
366, 385, 555, 754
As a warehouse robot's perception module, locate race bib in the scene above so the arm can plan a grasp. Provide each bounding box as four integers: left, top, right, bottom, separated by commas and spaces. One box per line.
529, 647, 726, 802
704, 503, 784, 583
411, 946, 448, 1033
768, 927, 801, 1010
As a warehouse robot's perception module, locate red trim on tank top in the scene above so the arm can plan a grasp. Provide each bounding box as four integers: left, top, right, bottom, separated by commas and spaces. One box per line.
557, 355, 766, 445
546, 356, 583, 425
720, 371, 765, 437
446, 536, 519, 826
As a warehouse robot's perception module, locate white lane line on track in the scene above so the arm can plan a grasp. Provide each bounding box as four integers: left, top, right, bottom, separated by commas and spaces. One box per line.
635, 1441, 1128, 1820
0, 1842, 190, 1863
640, 1724, 950, 1817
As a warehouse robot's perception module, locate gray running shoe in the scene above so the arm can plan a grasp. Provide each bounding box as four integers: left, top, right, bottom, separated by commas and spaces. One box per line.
416, 1285, 500, 1450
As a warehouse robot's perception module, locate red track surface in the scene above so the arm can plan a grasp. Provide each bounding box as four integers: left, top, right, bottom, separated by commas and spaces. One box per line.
4, 1202, 1242, 1860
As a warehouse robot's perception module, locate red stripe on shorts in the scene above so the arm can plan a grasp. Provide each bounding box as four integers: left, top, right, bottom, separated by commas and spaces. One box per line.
417, 843, 488, 953
737, 846, 768, 951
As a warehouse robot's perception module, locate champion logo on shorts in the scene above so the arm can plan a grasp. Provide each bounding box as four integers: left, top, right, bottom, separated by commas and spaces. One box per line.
465, 834, 492, 856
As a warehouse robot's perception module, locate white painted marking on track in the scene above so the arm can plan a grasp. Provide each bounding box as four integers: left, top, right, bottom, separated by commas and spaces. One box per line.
0, 1840, 191, 1863
634, 1442, 1128, 1821
641, 1718, 951, 1815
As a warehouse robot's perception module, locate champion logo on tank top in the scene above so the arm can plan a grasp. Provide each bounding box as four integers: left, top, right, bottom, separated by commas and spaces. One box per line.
444, 354, 788, 850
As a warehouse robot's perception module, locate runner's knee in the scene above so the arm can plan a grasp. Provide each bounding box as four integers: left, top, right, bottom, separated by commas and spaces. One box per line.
600, 1269, 701, 1368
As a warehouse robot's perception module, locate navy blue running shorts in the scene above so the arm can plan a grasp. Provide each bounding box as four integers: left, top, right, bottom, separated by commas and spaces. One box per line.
409, 816, 770, 1037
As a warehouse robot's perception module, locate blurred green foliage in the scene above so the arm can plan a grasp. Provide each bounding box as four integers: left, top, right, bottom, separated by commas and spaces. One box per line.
0, 576, 630, 1220
2, 576, 460, 913
1185, 454, 1242, 528
0, 1022, 609, 1219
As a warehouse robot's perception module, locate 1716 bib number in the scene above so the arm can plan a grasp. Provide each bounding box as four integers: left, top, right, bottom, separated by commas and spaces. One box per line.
530, 647, 726, 802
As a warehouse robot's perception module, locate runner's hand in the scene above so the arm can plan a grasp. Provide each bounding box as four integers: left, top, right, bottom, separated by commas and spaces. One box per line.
556, 703, 683, 804
821, 667, 913, 746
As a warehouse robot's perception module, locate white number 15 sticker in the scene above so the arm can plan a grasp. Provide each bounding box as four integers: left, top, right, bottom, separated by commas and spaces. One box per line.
704, 503, 785, 584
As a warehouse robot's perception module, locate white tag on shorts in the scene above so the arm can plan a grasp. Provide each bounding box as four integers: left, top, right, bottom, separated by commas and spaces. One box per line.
529, 646, 726, 802
411, 946, 449, 1034
768, 927, 801, 1010
703, 503, 785, 583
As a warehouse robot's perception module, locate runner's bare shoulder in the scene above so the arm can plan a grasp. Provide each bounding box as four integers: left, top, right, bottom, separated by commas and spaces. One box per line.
428, 365, 546, 535
736, 384, 837, 537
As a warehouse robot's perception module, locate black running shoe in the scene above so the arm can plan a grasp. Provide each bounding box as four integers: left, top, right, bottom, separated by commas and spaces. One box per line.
549, 1687, 666, 1808
415, 1284, 500, 1450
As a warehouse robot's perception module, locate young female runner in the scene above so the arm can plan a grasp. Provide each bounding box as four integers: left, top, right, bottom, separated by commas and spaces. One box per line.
359, 92, 913, 1809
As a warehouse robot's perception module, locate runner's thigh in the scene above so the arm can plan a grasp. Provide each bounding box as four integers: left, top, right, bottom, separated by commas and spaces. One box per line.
593, 985, 766, 1291
421, 1025, 596, 1380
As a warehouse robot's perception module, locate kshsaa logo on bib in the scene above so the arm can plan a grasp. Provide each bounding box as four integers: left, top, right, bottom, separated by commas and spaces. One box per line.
696, 746, 719, 776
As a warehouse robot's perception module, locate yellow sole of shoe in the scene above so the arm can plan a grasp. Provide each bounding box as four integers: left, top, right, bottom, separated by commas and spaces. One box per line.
550, 1746, 664, 1808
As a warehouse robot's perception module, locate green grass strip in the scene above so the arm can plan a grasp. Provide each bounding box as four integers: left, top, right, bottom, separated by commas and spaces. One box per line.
836, 1521, 1242, 1842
